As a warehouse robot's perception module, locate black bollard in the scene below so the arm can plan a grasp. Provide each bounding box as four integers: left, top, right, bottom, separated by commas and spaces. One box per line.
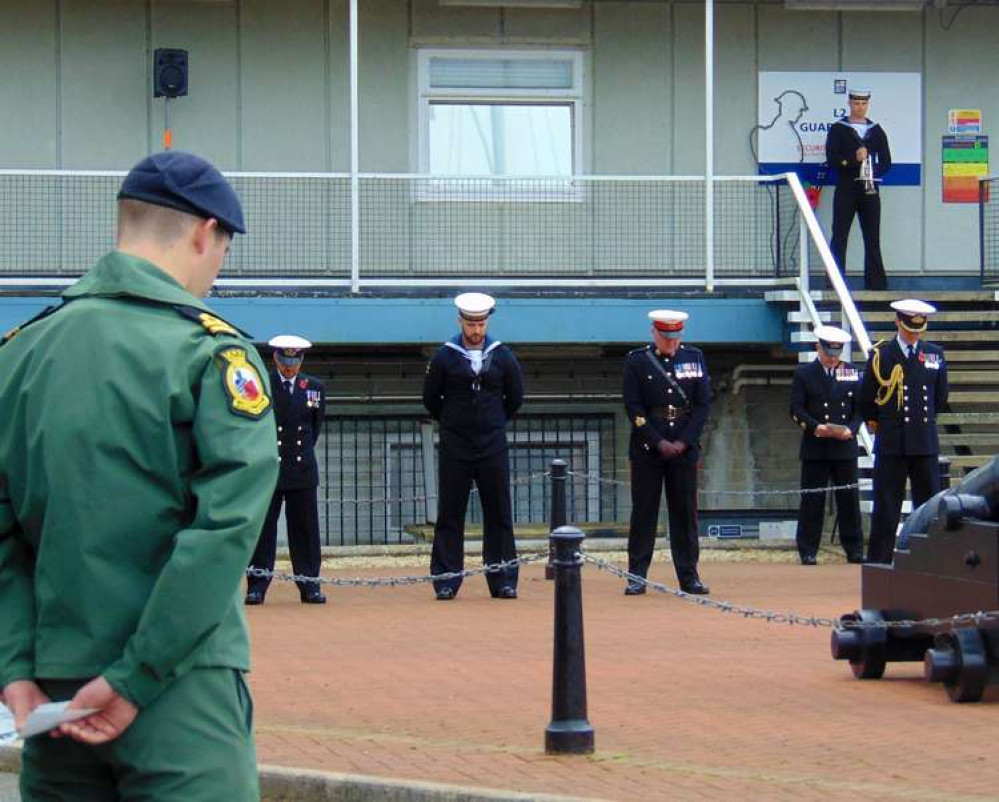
546, 460, 568, 580
545, 525, 595, 755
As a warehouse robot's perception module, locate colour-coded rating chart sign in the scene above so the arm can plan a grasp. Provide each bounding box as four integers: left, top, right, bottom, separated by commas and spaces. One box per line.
942, 135, 988, 203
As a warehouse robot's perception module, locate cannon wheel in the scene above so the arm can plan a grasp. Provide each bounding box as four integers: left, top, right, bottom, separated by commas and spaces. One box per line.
847, 609, 888, 680
937, 628, 989, 703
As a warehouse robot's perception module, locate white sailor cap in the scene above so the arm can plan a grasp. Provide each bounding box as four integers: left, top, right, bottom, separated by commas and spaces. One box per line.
648, 309, 689, 339
454, 292, 496, 321
268, 334, 312, 362
848, 87, 871, 100
813, 324, 852, 346
890, 299, 936, 333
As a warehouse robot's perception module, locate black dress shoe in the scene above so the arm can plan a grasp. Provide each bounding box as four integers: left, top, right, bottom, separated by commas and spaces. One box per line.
244, 591, 265, 606
624, 582, 647, 596
846, 553, 866, 564
301, 592, 327, 604
496, 586, 518, 599
801, 555, 818, 566
680, 580, 710, 595
435, 587, 456, 601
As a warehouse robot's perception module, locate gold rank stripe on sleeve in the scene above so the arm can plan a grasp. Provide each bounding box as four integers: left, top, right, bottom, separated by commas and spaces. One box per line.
173, 304, 249, 338
214, 346, 272, 419
198, 312, 238, 337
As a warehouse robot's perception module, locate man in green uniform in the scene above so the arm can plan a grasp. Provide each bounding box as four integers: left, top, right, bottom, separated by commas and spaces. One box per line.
0, 151, 278, 800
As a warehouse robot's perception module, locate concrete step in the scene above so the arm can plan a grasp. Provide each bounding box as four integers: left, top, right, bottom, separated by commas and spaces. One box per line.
947, 390, 999, 405
862, 310, 999, 323
939, 412, 999, 425
814, 290, 999, 303
944, 454, 995, 470
939, 433, 999, 446
941, 350, 999, 362
948, 369, 999, 383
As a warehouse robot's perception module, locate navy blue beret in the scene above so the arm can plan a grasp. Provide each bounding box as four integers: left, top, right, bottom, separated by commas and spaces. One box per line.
117, 151, 246, 235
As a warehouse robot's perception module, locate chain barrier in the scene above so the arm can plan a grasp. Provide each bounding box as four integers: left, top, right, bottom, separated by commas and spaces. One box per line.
566, 469, 859, 497
579, 552, 999, 632
247, 553, 547, 588
324, 470, 552, 508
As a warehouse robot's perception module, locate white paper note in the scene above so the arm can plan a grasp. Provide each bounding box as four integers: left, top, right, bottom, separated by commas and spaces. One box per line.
18, 702, 99, 739
0, 703, 16, 744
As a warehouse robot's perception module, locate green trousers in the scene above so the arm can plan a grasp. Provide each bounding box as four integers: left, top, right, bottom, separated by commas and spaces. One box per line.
21, 668, 258, 802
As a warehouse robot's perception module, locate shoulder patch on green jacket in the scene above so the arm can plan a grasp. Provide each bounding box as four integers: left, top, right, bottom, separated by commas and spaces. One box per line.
214, 346, 271, 419
1, 303, 65, 348
174, 305, 251, 339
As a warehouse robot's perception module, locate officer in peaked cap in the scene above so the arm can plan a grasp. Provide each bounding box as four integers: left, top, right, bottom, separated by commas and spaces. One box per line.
623, 310, 711, 596
825, 86, 892, 290
859, 299, 949, 563
247, 335, 327, 605
423, 292, 525, 601
1, 151, 274, 799
790, 325, 865, 565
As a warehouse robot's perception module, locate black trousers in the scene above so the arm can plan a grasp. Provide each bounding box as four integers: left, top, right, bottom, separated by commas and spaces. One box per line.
830, 185, 887, 290
627, 458, 700, 585
795, 459, 863, 560
868, 454, 939, 564
431, 449, 518, 597
247, 486, 323, 598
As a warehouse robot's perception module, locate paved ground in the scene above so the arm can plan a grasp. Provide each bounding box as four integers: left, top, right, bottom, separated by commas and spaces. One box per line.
247, 550, 999, 802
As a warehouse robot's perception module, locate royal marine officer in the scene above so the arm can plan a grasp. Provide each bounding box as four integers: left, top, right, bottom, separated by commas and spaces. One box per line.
423, 293, 525, 601
0, 151, 276, 799
246, 335, 327, 605
623, 310, 711, 596
825, 87, 892, 290
790, 325, 865, 565
859, 299, 949, 564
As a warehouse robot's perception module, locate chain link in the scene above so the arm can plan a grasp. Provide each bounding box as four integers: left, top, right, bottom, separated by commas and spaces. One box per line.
566, 469, 858, 497
578, 553, 999, 631
247, 553, 547, 588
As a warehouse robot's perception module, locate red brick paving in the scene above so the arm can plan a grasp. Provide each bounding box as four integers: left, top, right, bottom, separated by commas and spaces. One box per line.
247, 556, 999, 801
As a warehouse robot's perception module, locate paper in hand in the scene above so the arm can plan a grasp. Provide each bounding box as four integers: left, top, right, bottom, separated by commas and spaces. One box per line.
0, 703, 16, 744
18, 702, 99, 739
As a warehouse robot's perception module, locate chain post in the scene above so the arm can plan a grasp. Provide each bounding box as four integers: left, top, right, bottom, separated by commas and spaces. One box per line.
546, 459, 568, 580
545, 526, 594, 755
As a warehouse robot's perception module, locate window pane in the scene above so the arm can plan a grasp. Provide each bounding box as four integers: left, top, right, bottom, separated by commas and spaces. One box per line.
428, 104, 572, 176
428, 57, 573, 90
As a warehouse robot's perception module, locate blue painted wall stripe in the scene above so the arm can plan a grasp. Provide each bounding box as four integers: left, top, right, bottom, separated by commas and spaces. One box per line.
1, 296, 785, 345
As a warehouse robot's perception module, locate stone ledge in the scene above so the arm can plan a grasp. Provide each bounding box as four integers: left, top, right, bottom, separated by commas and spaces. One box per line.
0, 746, 595, 802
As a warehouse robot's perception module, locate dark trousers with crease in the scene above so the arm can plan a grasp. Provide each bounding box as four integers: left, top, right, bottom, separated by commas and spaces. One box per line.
868, 454, 939, 564
627, 457, 700, 585
795, 459, 864, 560
247, 486, 323, 598
830, 185, 887, 290
431, 449, 518, 597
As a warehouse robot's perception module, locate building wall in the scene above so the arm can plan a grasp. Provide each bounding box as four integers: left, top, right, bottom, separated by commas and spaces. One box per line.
2, 0, 998, 272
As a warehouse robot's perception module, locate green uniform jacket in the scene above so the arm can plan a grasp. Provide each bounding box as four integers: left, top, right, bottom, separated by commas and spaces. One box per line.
0, 252, 279, 709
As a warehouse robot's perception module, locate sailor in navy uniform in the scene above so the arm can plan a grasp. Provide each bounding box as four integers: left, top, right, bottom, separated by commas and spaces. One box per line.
246, 335, 327, 604
825, 87, 892, 290
790, 325, 865, 565
423, 293, 525, 601
623, 310, 711, 596
859, 299, 949, 564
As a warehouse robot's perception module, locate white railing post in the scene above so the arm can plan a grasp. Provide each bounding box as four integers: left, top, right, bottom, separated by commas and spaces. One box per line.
349, 0, 360, 294
798, 205, 810, 341
704, 0, 715, 293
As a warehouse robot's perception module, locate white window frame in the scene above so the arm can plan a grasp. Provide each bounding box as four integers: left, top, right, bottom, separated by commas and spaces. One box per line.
415, 47, 586, 200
